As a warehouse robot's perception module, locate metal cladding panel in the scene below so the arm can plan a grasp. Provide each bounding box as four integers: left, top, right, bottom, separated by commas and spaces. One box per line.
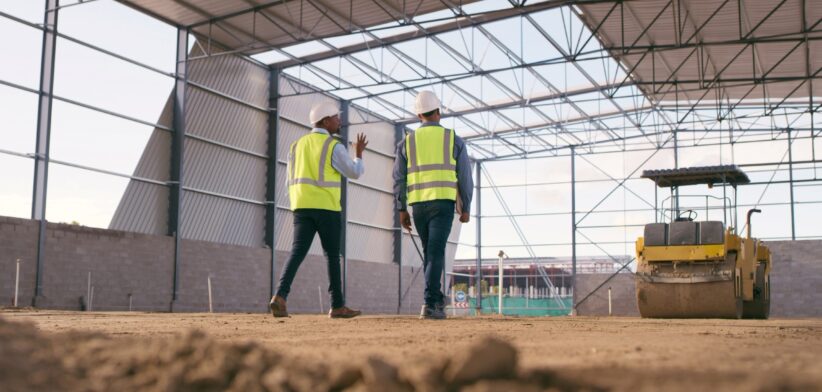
346, 223, 393, 264
186, 87, 268, 155
181, 191, 265, 247
350, 152, 394, 193
183, 138, 267, 201
118, 0, 245, 26
448, 214, 461, 243
577, 0, 818, 100
131, 129, 172, 182
277, 120, 310, 162
401, 232, 423, 268
445, 243, 457, 280
275, 163, 289, 207
109, 181, 169, 235
347, 183, 394, 228
119, 0, 478, 54
112, 47, 269, 246
274, 209, 325, 256
348, 109, 397, 156
188, 45, 269, 108
279, 75, 318, 96
279, 92, 338, 129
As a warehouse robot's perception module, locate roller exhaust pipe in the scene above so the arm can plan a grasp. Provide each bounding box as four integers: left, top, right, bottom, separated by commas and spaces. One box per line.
746, 209, 761, 239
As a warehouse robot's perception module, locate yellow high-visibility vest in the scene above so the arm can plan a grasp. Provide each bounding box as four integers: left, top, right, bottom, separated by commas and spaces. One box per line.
288, 133, 342, 211
406, 125, 457, 204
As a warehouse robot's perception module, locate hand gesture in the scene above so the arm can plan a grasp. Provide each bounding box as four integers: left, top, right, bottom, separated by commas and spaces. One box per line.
355, 133, 368, 158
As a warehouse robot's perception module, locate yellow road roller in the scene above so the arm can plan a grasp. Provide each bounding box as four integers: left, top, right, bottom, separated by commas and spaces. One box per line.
635, 165, 771, 319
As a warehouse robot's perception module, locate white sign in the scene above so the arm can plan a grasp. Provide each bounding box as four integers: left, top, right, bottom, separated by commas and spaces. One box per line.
455, 290, 466, 302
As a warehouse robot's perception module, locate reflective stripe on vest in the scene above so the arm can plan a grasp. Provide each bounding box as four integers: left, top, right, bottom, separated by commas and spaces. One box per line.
288, 133, 342, 211
406, 126, 457, 204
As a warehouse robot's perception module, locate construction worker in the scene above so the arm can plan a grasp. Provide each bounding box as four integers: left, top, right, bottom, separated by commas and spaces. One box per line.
393, 91, 473, 320
270, 102, 367, 319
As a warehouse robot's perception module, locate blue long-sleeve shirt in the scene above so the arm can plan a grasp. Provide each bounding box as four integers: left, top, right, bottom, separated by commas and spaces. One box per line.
393, 121, 473, 212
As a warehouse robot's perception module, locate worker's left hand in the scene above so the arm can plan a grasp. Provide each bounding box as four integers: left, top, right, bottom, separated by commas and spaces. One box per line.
459, 212, 470, 223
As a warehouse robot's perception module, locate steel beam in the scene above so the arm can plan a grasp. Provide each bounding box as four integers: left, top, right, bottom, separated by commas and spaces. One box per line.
31, 0, 59, 306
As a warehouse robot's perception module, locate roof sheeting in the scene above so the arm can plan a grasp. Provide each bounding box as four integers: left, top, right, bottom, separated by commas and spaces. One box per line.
577, 0, 821, 102
117, 0, 478, 55
641, 165, 750, 187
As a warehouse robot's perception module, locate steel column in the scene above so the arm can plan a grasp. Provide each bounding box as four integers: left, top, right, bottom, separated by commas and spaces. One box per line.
31, 0, 59, 306
673, 128, 680, 215
394, 123, 404, 314
475, 160, 482, 313
788, 129, 796, 240
340, 100, 349, 301
570, 146, 577, 315
266, 67, 280, 297
169, 28, 188, 307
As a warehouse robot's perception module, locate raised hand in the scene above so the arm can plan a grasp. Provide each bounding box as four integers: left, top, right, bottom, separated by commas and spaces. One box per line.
355, 133, 369, 158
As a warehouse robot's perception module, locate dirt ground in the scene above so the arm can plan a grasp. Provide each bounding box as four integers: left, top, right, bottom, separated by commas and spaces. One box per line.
2, 309, 821, 391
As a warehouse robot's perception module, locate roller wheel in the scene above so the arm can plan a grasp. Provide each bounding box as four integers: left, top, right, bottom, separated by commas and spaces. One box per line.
743, 263, 770, 319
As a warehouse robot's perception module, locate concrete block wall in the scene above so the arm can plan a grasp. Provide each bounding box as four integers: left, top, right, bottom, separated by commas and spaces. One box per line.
40, 222, 174, 311
767, 240, 822, 318
575, 273, 639, 316
0, 216, 424, 314
173, 240, 271, 313
0, 217, 38, 307
7, 213, 817, 317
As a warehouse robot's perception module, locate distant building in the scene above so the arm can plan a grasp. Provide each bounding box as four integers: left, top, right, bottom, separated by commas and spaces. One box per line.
451, 256, 631, 299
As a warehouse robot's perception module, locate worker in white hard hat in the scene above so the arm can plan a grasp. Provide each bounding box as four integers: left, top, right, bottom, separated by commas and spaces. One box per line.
392, 91, 473, 319
270, 101, 368, 319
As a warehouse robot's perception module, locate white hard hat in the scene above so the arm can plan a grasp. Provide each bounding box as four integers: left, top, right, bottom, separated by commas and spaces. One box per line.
309, 102, 339, 125
414, 91, 440, 114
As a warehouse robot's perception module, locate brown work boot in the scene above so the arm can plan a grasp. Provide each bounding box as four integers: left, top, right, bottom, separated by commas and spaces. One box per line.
329, 306, 361, 319
269, 295, 289, 317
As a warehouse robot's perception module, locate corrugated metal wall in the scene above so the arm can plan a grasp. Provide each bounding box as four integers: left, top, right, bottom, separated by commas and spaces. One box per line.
110, 44, 270, 247
110, 47, 462, 269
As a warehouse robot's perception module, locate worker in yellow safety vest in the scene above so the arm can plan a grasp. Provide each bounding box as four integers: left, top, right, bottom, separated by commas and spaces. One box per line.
270, 102, 368, 319
393, 91, 473, 319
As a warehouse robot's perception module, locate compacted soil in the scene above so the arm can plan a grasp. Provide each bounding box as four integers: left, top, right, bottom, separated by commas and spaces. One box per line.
2, 309, 820, 391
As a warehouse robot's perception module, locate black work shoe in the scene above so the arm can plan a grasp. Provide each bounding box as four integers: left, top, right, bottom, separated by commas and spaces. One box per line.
420, 304, 446, 320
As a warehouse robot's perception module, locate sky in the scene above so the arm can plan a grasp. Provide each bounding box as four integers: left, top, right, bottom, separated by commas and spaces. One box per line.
1, 0, 819, 264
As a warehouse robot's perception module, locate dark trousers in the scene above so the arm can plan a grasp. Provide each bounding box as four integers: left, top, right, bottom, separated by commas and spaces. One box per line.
411, 200, 455, 307
275, 209, 344, 309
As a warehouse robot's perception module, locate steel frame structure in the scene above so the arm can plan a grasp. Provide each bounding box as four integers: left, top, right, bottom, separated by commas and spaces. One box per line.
1, 0, 819, 312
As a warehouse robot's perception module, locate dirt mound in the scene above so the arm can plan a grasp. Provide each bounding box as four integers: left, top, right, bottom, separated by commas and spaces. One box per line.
0, 316, 591, 392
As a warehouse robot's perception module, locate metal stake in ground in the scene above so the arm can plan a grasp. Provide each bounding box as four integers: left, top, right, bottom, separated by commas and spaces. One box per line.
14, 259, 21, 308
